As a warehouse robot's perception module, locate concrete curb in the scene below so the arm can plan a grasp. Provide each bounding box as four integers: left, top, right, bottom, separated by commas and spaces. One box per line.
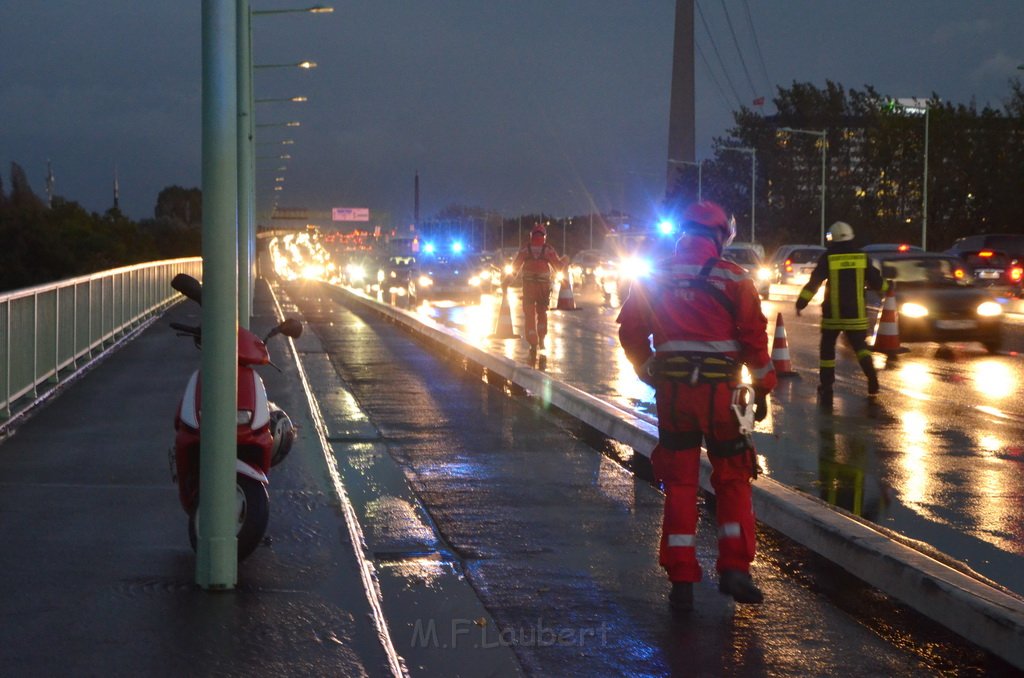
331, 284, 1024, 670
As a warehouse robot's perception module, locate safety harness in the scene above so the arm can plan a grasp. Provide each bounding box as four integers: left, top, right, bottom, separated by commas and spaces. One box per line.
652, 257, 760, 475
522, 244, 553, 284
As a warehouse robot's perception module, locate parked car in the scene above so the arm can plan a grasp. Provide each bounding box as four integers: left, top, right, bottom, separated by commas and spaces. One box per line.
945, 234, 1024, 298
869, 251, 1003, 353
764, 244, 826, 292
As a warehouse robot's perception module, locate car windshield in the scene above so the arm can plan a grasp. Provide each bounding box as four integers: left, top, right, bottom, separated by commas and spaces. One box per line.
879, 257, 962, 285
723, 248, 759, 265
388, 256, 416, 268
785, 248, 823, 264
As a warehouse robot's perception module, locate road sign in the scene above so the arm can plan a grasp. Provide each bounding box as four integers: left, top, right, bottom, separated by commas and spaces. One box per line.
332, 207, 370, 222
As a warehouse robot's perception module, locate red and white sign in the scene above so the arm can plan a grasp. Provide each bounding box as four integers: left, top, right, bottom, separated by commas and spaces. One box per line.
332, 207, 370, 222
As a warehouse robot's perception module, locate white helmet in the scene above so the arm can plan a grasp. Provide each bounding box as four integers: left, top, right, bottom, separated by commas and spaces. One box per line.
827, 221, 854, 243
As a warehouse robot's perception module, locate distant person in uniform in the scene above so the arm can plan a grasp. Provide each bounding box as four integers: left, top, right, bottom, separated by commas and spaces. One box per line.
796, 221, 888, 408
617, 201, 776, 615
506, 224, 568, 352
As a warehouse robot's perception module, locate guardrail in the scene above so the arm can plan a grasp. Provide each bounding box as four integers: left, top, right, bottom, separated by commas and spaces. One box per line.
324, 282, 1024, 670
1, 258, 202, 423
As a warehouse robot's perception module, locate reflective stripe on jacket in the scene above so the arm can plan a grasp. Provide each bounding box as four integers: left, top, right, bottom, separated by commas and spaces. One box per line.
616, 235, 775, 389
798, 243, 887, 331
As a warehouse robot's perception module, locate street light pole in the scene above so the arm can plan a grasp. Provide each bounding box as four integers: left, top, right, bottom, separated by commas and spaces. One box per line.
237, 0, 254, 328
780, 127, 827, 246
720, 147, 756, 242
922, 105, 930, 250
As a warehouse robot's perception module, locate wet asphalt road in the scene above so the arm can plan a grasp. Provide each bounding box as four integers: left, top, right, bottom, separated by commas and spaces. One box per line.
416, 285, 1024, 600
285, 279, 1011, 676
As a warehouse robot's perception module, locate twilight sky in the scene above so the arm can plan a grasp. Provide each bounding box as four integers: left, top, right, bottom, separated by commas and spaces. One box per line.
2, 1, 1021, 226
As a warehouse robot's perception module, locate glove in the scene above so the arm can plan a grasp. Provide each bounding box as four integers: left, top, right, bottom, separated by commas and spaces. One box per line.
634, 354, 657, 387
795, 299, 805, 316
753, 390, 768, 422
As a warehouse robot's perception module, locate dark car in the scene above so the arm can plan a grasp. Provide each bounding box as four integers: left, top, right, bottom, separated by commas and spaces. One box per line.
418, 256, 481, 302
375, 255, 419, 306
870, 252, 1003, 353
945, 233, 1024, 298
766, 244, 826, 289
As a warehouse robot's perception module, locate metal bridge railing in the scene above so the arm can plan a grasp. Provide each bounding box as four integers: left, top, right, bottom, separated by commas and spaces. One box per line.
1, 258, 202, 422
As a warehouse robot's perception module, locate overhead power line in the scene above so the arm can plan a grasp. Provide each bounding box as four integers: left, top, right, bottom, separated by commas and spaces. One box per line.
741, 0, 774, 95
718, 0, 759, 99
695, 0, 744, 109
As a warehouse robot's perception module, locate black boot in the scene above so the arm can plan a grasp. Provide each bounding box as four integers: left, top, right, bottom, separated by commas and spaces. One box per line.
817, 385, 833, 409
860, 356, 879, 396
669, 581, 694, 615
718, 570, 764, 604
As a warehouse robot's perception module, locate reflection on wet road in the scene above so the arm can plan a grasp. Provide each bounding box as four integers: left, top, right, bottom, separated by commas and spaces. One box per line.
418, 285, 1024, 597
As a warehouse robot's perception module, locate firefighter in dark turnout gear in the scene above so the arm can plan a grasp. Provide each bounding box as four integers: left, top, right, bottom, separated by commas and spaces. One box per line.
796, 221, 888, 407
617, 201, 777, 614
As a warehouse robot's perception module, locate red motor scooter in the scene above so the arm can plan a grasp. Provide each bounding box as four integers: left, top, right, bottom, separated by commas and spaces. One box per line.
168, 273, 302, 560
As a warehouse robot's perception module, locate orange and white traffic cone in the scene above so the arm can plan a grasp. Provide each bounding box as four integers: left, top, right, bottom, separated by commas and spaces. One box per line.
491, 286, 518, 339
771, 312, 799, 377
871, 284, 905, 361
555, 275, 577, 310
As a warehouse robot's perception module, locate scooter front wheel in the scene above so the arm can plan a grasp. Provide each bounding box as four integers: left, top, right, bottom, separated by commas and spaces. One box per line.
188, 474, 270, 561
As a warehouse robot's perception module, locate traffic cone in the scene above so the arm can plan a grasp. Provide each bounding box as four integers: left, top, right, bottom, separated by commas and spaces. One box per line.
491, 286, 518, 338
555, 275, 577, 310
871, 283, 906, 359
771, 312, 799, 377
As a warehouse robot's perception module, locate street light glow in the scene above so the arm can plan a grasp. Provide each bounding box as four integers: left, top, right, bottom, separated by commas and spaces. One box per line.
256, 121, 301, 128
255, 96, 308, 103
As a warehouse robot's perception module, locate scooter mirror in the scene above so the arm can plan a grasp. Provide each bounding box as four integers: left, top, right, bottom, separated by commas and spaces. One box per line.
279, 318, 303, 338
171, 274, 203, 304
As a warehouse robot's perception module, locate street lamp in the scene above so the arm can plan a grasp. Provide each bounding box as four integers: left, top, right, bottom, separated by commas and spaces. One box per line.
667, 158, 703, 201
720, 147, 756, 243
780, 127, 828, 246
255, 95, 308, 103
253, 5, 334, 16
256, 121, 300, 128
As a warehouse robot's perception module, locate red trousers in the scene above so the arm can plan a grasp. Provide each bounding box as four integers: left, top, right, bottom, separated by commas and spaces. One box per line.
651, 380, 757, 582
521, 281, 550, 347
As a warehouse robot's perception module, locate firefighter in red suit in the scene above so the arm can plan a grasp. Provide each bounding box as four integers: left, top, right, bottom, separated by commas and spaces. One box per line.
508, 224, 568, 352
617, 201, 777, 614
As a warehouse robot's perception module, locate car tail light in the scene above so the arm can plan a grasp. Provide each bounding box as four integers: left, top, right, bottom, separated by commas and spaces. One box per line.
1012, 267, 1023, 283
897, 244, 909, 252
954, 268, 965, 279
784, 258, 793, 272
978, 250, 994, 258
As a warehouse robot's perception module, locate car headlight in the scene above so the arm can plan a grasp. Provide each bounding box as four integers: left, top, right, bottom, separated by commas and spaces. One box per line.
418, 275, 433, 287
900, 302, 929, 318
469, 275, 481, 286
977, 301, 1003, 317
504, 264, 514, 275
347, 265, 366, 282
756, 267, 772, 281
619, 256, 651, 279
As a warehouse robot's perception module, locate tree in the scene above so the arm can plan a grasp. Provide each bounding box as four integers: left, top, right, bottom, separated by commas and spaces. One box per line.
154, 185, 202, 226
709, 80, 1024, 253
